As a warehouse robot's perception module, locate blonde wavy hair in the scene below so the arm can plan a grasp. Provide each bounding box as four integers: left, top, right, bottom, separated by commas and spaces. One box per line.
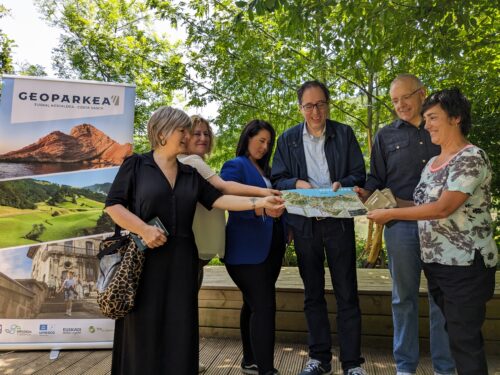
189, 115, 215, 155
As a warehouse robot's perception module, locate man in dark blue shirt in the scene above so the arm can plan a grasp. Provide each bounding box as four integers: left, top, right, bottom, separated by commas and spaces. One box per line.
356, 74, 455, 375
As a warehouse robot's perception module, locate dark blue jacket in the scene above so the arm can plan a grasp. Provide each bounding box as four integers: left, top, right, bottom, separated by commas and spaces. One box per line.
271, 119, 366, 237
220, 156, 274, 264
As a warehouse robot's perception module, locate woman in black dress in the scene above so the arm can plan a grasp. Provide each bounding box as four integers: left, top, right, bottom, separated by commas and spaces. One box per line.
105, 106, 284, 375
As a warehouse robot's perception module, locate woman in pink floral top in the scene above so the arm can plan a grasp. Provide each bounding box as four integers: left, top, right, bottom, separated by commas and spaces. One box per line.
368, 88, 497, 375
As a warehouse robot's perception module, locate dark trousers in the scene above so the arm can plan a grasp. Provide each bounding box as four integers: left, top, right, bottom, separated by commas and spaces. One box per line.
225, 222, 285, 375
293, 218, 363, 371
423, 251, 496, 375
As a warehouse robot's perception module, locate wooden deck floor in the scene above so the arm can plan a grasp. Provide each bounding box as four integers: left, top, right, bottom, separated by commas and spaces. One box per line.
1, 337, 499, 374
199, 267, 500, 352
1, 268, 499, 374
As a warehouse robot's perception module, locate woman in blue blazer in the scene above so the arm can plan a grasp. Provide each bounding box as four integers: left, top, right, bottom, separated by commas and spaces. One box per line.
220, 120, 286, 375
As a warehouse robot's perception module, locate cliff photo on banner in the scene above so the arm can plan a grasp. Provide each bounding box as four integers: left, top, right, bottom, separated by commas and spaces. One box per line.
0, 76, 135, 180
0, 76, 135, 251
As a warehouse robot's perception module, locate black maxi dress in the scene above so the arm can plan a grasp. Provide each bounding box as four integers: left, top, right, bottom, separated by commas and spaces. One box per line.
105, 152, 222, 375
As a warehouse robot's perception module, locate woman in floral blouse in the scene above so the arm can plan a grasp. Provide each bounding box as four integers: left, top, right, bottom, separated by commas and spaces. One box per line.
368, 88, 497, 375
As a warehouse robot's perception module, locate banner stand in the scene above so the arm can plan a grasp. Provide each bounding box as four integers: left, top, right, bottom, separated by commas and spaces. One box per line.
50, 349, 60, 360
0, 75, 135, 351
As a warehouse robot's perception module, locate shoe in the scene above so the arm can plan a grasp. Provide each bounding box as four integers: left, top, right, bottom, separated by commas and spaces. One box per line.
241, 362, 259, 375
198, 362, 207, 373
299, 359, 332, 375
346, 367, 367, 375
263, 370, 280, 375
396, 372, 415, 375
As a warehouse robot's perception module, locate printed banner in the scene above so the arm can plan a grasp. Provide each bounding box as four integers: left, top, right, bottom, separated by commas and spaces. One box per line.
283, 188, 368, 218
11, 77, 125, 123
0, 319, 114, 347
0, 75, 135, 349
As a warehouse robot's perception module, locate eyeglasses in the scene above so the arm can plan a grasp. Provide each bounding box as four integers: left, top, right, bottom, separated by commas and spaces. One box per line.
391, 87, 422, 106
301, 101, 328, 112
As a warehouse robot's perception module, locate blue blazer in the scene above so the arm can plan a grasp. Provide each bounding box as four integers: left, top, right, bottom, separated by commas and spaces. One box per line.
220, 156, 274, 265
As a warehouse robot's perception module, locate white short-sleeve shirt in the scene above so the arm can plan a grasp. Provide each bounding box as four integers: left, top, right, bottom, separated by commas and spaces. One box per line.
178, 154, 226, 259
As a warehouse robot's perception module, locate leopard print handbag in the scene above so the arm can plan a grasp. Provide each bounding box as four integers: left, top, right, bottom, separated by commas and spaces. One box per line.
96, 155, 145, 319
96, 227, 145, 319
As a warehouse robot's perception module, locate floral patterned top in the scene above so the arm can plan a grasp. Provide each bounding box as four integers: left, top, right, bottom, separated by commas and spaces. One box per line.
414, 145, 498, 267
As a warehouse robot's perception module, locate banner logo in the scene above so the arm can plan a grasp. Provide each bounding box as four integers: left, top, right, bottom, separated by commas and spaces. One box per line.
4, 324, 32, 335
11, 79, 126, 123
39, 324, 56, 335
5, 324, 20, 334
63, 327, 82, 335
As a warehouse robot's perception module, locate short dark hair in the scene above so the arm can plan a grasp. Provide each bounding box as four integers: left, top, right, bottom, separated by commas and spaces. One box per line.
422, 88, 472, 136
236, 119, 276, 177
297, 80, 330, 104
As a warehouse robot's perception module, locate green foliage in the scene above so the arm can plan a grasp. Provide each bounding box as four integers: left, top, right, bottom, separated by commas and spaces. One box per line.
36, 0, 186, 132
0, 179, 107, 210
0, 196, 105, 248
81, 210, 114, 235
25, 223, 46, 241
151, 0, 499, 248
0, 179, 52, 209
82, 182, 112, 195
133, 133, 151, 154
27, 0, 498, 252
0, 4, 14, 75
283, 241, 297, 267
16, 63, 47, 76
207, 257, 223, 266
47, 189, 66, 206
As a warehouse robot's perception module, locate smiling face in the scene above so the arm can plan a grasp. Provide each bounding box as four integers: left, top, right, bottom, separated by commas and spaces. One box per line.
161, 126, 188, 155
300, 86, 329, 132
423, 104, 461, 146
390, 78, 426, 126
186, 122, 211, 157
247, 129, 272, 162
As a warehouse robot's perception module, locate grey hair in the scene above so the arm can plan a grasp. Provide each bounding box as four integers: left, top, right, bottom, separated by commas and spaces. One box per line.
147, 106, 191, 149
390, 73, 424, 90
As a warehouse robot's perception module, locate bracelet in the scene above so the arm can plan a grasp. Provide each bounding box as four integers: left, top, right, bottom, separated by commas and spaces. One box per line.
250, 197, 257, 210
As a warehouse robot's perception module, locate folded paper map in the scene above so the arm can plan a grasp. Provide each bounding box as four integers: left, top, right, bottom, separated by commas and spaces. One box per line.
364, 188, 397, 211
282, 188, 367, 218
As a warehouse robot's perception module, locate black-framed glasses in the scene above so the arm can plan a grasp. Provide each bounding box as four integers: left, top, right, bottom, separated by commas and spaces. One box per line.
391, 87, 422, 105
301, 101, 329, 112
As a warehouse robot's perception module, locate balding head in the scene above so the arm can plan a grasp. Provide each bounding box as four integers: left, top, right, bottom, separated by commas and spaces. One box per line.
389, 74, 426, 126
390, 74, 423, 91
